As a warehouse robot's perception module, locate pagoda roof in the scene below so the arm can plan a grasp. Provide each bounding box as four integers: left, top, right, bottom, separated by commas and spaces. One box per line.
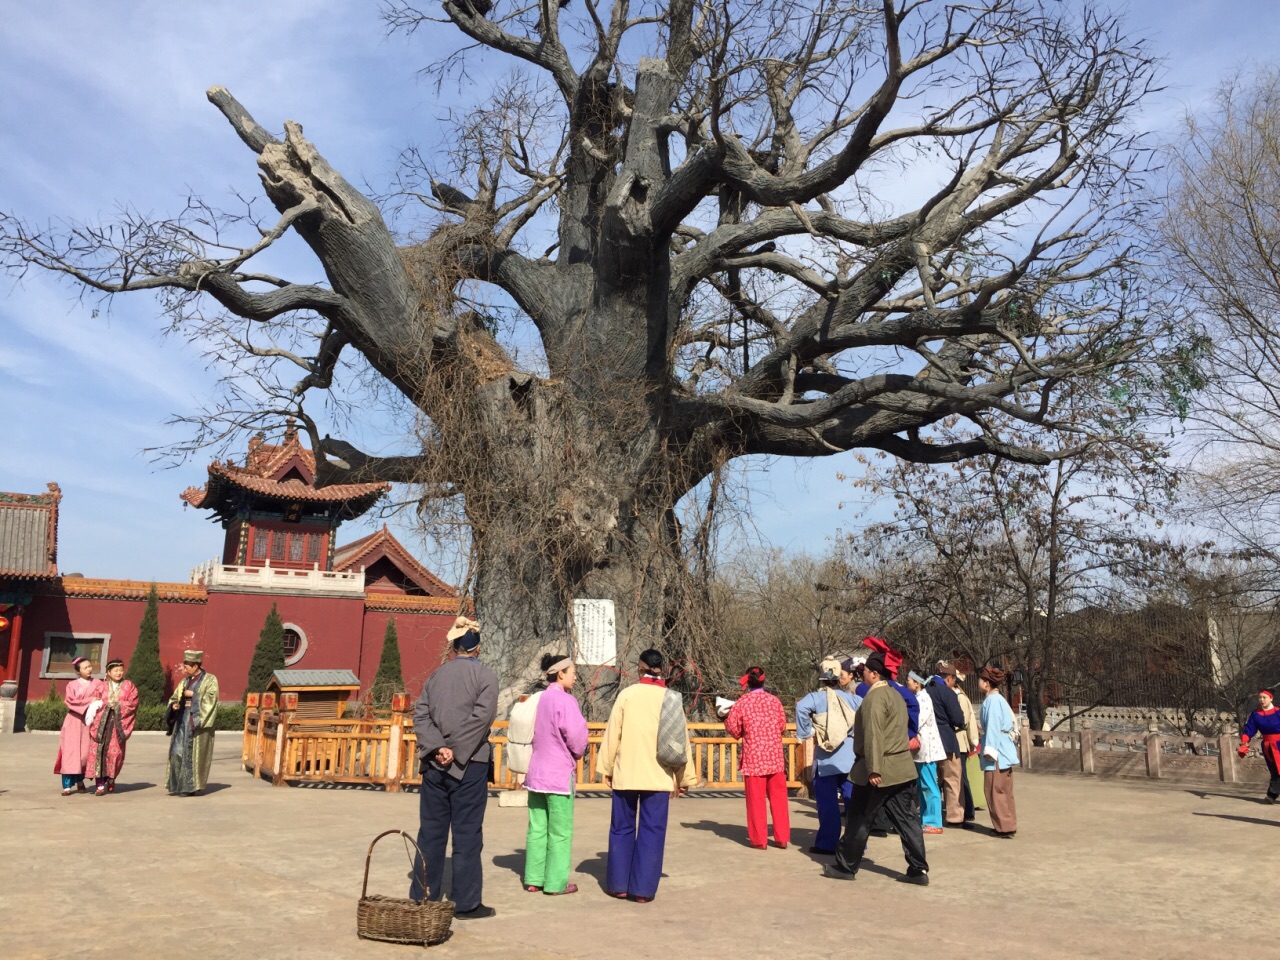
333, 525, 458, 598
181, 420, 389, 522
0, 484, 60, 579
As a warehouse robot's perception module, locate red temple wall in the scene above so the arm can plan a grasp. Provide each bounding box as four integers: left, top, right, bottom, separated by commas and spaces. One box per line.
204, 591, 365, 697
17, 591, 456, 704
358, 609, 453, 697
16, 593, 208, 702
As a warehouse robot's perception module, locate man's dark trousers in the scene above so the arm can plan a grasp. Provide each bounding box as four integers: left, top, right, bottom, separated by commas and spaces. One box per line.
410, 759, 489, 911
835, 779, 928, 876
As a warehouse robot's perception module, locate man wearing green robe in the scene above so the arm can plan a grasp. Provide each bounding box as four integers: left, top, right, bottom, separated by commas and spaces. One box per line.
822, 653, 930, 885
166, 649, 219, 796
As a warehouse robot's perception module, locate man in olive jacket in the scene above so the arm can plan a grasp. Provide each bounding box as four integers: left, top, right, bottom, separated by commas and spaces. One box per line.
822, 654, 930, 885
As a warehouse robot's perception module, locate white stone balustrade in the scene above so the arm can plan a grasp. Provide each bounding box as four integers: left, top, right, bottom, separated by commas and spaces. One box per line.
190, 559, 365, 597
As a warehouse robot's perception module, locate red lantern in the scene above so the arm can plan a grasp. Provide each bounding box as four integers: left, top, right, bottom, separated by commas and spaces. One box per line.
0, 616, 9, 633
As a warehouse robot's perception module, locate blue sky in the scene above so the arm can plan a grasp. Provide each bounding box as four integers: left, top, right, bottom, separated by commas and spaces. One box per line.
2, 1, 1278, 583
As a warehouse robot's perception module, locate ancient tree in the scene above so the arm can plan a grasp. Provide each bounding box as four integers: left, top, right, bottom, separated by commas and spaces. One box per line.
3, 1, 1165, 687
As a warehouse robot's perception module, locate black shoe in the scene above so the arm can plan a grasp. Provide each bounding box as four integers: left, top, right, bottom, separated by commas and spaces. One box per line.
869, 829, 889, 838
822, 864, 857, 881
455, 904, 496, 919
808, 846, 836, 855
994, 831, 1016, 839
897, 869, 929, 886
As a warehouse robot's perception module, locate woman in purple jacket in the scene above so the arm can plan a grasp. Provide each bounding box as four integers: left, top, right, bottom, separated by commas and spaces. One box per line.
522, 655, 589, 895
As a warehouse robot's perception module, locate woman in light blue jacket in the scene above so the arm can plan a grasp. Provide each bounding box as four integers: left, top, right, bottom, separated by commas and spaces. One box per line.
977, 665, 1019, 837
795, 659, 862, 855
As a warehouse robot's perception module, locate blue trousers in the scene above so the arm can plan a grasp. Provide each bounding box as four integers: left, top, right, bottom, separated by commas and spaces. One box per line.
606, 790, 669, 899
812, 773, 851, 850
917, 761, 942, 828
410, 759, 489, 912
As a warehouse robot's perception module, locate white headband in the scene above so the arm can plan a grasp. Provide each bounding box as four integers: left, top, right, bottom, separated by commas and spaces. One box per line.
545, 657, 574, 676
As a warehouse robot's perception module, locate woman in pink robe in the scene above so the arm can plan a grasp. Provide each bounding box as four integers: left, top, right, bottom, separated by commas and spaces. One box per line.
86, 658, 139, 794
55, 657, 97, 795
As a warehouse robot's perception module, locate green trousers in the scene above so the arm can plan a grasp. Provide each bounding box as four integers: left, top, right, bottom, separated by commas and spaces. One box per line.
524, 790, 575, 893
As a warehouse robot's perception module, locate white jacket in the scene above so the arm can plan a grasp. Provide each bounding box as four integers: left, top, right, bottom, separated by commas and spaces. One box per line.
914, 689, 947, 764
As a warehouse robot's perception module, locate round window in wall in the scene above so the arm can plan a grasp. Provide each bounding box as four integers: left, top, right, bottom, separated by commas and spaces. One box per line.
282, 624, 308, 666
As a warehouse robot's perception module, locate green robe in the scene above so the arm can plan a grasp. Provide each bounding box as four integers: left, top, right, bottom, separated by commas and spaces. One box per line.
849, 681, 916, 788
166, 671, 219, 794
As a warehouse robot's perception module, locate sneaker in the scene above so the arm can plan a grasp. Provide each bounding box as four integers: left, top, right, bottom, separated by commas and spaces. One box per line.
454, 904, 496, 920
897, 869, 929, 886
822, 864, 857, 882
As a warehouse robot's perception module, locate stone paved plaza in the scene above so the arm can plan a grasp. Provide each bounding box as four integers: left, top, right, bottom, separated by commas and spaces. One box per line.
1, 733, 1267, 959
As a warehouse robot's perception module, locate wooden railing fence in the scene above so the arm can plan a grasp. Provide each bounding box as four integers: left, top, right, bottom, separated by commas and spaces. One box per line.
1017, 718, 1270, 784
241, 709, 806, 791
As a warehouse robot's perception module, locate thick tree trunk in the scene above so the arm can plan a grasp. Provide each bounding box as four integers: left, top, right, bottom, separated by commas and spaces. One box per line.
460, 369, 690, 714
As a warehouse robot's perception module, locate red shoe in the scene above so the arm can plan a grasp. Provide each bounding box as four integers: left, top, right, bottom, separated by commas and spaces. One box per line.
106, 781, 116, 794
524, 885, 542, 893
544, 884, 578, 896
630, 896, 652, 904
771, 841, 789, 850
924, 826, 944, 835
608, 891, 628, 899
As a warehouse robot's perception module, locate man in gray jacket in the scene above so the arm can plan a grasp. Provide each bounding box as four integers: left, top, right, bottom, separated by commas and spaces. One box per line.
410, 617, 498, 919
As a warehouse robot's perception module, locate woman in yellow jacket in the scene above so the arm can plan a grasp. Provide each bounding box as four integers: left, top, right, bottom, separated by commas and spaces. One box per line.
598, 649, 698, 903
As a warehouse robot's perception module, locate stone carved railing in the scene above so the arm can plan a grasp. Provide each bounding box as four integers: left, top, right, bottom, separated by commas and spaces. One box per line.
1018, 718, 1269, 784
191, 559, 366, 597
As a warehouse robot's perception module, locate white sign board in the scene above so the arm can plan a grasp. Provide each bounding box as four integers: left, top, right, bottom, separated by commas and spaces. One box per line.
572, 599, 617, 665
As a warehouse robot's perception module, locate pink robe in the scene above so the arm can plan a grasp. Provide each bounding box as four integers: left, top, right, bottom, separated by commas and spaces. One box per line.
54, 677, 97, 776
87, 679, 139, 780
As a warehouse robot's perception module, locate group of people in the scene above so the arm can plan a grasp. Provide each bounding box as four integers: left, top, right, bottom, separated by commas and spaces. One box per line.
409, 620, 1023, 917
53, 648, 220, 798
55, 656, 139, 795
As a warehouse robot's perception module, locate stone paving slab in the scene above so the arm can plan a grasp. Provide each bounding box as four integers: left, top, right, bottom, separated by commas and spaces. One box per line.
0, 733, 1268, 959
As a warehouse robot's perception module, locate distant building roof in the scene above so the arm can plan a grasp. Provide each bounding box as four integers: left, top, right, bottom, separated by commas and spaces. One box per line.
270, 669, 361, 688
180, 419, 389, 522
0, 484, 60, 579
334, 525, 457, 598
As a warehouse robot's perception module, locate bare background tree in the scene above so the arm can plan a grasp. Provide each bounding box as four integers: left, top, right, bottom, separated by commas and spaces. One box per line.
1163, 70, 1280, 572
3, 0, 1171, 693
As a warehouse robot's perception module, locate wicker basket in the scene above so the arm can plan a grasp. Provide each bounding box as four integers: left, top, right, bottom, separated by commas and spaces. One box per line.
357, 830, 454, 946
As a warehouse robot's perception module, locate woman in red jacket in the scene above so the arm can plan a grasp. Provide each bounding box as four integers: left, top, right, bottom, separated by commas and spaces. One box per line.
724, 666, 790, 849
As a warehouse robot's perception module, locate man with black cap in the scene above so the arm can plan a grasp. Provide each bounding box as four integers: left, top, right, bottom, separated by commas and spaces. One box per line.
410, 616, 498, 919
822, 653, 929, 886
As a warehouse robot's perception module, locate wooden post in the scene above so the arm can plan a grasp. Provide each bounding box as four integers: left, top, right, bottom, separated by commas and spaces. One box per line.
386, 709, 404, 793
1219, 721, 1239, 784
253, 712, 266, 781
272, 712, 289, 786
1019, 717, 1032, 771
1080, 719, 1095, 775
1145, 721, 1162, 779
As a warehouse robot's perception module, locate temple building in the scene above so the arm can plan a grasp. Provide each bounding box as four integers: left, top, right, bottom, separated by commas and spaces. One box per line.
0, 424, 457, 727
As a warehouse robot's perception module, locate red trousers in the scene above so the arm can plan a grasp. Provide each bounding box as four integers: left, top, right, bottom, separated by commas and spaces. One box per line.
744, 771, 790, 847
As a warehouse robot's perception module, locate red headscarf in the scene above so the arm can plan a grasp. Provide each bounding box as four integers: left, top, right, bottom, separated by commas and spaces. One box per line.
862, 636, 903, 680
